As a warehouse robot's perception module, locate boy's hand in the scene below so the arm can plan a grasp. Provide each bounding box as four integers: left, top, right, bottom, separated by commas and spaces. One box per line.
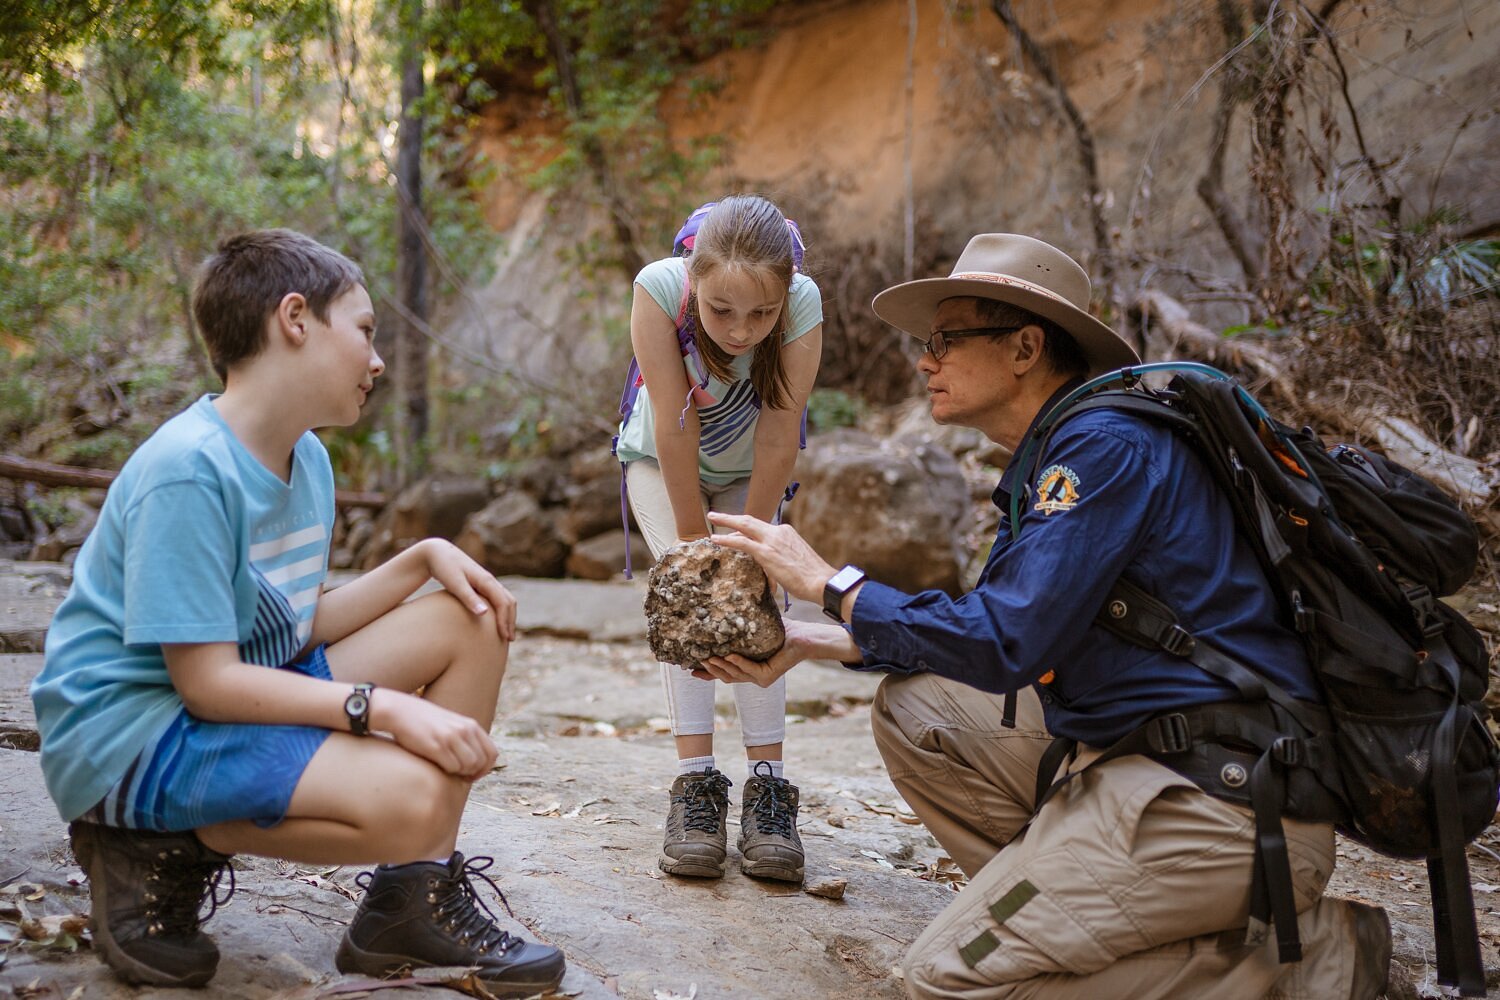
422, 539, 518, 642
375, 688, 498, 781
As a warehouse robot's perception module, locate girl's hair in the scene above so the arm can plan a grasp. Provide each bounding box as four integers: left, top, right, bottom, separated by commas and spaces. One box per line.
685, 195, 799, 410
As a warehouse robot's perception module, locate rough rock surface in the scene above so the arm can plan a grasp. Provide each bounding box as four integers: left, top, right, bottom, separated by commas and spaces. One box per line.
645, 539, 784, 666
456, 491, 568, 578
788, 429, 969, 595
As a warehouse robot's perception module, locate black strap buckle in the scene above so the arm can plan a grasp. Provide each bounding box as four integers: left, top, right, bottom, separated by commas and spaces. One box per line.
1271, 737, 1302, 766
1160, 625, 1195, 656
1291, 591, 1314, 633
1148, 713, 1192, 754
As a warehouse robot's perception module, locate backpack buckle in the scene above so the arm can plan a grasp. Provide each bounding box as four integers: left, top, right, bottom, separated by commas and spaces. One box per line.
1160, 625, 1196, 656
1148, 713, 1192, 754
1403, 585, 1448, 637
1271, 737, 1302, 766
1291, 592, 1314, 633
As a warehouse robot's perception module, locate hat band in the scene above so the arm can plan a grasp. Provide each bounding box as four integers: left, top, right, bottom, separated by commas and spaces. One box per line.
950, 271, 1072, 307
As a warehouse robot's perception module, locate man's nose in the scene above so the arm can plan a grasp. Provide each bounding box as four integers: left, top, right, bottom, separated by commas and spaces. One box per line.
916, 350, 938, 375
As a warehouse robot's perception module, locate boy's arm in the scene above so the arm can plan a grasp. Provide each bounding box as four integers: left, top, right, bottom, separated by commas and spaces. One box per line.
744, 324, 822, 523
164, 642, 497, 779
310, 538, 516, 646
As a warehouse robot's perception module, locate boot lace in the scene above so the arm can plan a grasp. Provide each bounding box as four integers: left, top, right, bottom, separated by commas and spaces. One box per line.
432, 855, 519, 956
674, 770, 731, 834
747, 766, 796, 839
145, 854, 235, 937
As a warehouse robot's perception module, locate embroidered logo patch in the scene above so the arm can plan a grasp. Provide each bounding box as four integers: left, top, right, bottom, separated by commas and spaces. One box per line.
1034, 464, 1081, 515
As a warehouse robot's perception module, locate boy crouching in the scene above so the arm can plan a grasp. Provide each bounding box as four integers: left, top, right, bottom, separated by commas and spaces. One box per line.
29, 229, 565, 997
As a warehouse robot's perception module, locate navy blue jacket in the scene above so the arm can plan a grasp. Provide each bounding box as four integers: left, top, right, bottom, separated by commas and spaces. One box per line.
849, 383, 1320, 747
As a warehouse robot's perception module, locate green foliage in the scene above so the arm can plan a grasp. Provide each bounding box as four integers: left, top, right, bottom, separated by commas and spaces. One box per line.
0, 0, 497, 475
806, 387, 865, 434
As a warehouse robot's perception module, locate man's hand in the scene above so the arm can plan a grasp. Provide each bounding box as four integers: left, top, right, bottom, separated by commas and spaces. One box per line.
374, 688, 499, 781
691, 618, 860, 686
422, 539, 517, 641
706, 512, 836, 605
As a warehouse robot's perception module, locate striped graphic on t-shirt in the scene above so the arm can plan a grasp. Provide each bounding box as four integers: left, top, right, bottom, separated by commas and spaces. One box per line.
242, 522, 327, 664
698, 381, 761, 457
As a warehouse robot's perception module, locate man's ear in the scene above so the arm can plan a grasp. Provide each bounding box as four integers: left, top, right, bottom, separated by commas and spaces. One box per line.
1011, 324, 1045, 375
275, 292, 310, 346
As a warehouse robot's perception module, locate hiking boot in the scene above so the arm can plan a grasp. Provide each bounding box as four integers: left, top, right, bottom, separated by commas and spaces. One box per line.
658, 768, 732, 878
335, 852, 565, 999
737, 762, 804, 883
68, 820, 235, 988
1347, 901, 1391, 1000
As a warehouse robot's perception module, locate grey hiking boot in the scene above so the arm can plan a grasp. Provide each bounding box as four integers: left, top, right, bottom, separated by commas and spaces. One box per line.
336, 853, 565, 999
737, 761, 804, 883
68, 820, 235, 988
658, 768, 733, 878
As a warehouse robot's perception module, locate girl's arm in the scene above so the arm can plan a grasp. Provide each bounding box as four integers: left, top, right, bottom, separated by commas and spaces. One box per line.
632, 282, 711, 541
310, 538, 517, 646
743, 324, 823, 522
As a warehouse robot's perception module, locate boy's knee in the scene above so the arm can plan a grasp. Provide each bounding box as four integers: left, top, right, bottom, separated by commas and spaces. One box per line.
381, 773, 465, 861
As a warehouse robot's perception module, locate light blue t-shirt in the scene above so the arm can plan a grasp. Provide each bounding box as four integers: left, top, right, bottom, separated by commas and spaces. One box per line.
614, 256, 823, 484
31, 395, 336, 821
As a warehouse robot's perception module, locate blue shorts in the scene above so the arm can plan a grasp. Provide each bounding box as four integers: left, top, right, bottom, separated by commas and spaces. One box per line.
82, 646, 334, 832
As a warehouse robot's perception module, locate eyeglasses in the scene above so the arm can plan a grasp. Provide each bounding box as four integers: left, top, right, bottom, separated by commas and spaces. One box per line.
923, 327, 1020, 362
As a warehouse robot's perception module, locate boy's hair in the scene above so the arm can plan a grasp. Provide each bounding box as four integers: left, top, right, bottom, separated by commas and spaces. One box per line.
686, 195, 799, 410
192, 229, 365, 381
972, 298, 1089, 379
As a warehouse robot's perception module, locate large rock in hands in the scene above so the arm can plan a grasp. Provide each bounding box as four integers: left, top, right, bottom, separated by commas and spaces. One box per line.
645, 539, 785, 666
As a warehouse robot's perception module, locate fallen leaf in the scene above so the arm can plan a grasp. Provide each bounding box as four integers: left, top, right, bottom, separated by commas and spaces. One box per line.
651, 986, 699, 1000
531, 802, 562, 817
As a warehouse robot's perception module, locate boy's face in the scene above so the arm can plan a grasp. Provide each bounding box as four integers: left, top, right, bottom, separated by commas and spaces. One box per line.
308, 284, 383, 426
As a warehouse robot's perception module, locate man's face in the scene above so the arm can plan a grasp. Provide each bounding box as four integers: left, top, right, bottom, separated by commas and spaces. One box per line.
915, 297, 1015, 428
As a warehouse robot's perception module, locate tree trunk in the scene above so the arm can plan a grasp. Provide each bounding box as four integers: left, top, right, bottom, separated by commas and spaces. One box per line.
989, 0, 1114, 302
526, 0, 647, 277
1196, 0, 1263, 286
394, 0, 429, 485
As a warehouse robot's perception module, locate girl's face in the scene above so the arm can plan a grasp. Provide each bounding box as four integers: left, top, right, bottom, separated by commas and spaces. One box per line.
694, 266, 786, 356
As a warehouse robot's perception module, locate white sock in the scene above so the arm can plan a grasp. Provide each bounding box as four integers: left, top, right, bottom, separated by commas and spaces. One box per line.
678, 755, 715, 775
749, 759, 784, 781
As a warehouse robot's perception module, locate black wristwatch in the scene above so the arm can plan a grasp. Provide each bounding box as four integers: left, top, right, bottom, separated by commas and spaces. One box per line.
344, 683, 374, 736
822, 565, 867, 623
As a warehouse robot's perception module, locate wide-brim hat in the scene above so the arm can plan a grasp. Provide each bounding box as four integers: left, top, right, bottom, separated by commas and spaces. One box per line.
872, 233, 1140, 374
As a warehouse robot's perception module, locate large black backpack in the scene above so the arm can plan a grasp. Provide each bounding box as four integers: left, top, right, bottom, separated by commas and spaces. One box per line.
1011, 362, 1499, 996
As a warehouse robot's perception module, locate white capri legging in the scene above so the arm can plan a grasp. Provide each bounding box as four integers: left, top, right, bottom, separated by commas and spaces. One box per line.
625, 458, 787, 748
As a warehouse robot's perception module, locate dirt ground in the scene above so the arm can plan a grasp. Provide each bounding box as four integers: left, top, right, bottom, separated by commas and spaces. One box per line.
2, 564, 1498, 998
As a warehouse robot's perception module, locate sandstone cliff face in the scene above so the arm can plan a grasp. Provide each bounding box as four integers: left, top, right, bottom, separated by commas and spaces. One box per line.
452, 0, 1498, 389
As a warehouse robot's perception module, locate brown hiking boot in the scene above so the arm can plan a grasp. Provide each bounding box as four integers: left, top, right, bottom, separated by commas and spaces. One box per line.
1346, 901, 1391, 1000
336, 853, 565, 999
658, 768, 732, 878
69, 820, 235, 988
737, 762, 804, 883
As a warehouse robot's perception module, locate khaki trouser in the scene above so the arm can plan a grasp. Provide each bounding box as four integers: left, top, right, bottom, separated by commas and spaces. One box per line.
872, 672, 1359, 999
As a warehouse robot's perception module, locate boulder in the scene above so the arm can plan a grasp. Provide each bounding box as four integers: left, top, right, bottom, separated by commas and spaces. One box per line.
645, 539, 784, 666
787, 429, 969, 596
566, 529, 653, 581
29, 495, 100, 563
391, 476, 491, 542
557, 449, 631, 544
456, 491, 567, 577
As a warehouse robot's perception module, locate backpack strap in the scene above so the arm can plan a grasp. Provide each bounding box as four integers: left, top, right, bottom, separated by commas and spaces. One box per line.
675, 273, 709, 429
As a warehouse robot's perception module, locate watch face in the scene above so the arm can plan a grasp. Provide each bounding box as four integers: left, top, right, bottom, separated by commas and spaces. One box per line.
346, 694, 368, 715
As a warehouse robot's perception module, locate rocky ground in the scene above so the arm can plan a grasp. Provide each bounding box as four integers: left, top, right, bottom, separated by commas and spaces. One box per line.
2, 560, 1499, 999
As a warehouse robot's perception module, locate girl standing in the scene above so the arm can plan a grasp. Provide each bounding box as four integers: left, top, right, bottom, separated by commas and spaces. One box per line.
614, 195, 822, 882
